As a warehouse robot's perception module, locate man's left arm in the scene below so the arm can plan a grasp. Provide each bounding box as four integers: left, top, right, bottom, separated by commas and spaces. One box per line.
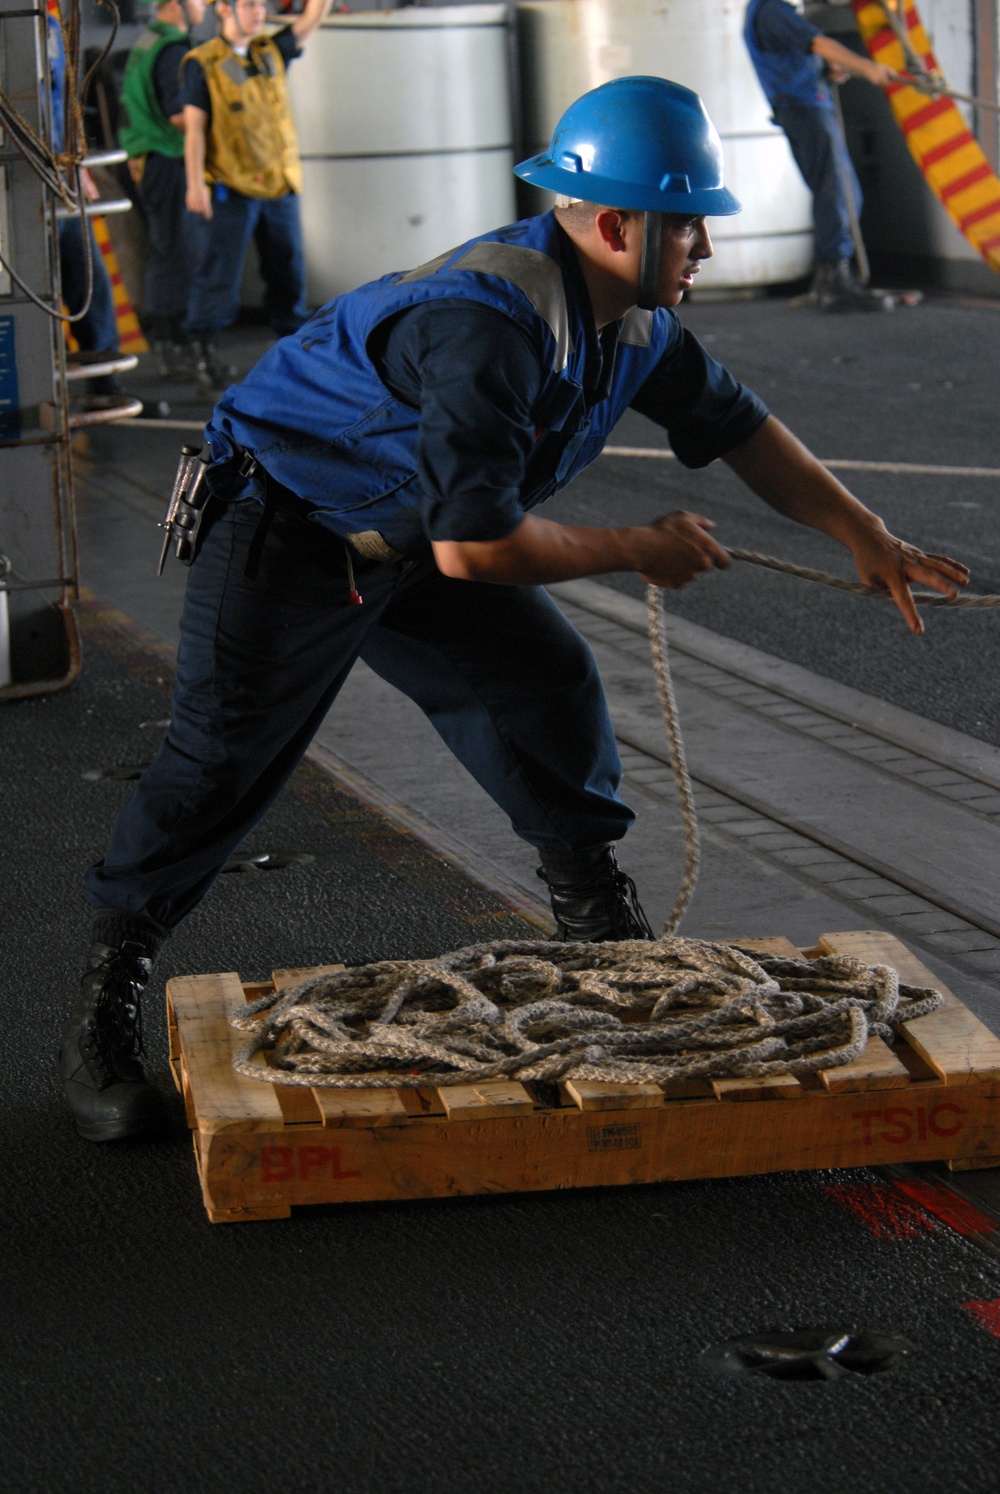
722, 415, 969, 634
288, 0, 334, 45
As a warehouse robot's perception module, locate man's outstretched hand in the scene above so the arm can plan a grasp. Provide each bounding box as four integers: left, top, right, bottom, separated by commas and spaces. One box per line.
848, 521, 971, 634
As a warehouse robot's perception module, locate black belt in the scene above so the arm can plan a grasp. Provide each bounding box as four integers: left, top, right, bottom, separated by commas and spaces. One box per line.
236, 449, 277, 581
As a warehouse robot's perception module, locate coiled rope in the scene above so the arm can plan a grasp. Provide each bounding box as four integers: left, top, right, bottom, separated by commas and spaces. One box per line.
230, 938, 944, 1088
232, 545, 982, 1089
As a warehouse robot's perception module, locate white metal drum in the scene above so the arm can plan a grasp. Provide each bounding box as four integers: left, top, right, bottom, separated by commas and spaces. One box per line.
515, 0, 815, 287
290, 4, 516, 303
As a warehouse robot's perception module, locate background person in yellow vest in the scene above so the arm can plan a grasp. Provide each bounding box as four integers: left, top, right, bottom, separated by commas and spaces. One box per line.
119, 0, 207, 378
180, 0, 332, 391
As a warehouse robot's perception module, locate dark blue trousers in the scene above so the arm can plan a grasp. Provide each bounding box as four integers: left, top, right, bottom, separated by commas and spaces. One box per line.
58, 216, 119, 354
771, 100, 862, 263
139, 154, 202, 335
185, 186, 308, 337
85, 499, 633, 929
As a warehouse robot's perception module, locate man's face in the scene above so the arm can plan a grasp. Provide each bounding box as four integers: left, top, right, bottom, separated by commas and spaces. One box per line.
221, 0, 269, 42
656, 214, 713, 307
183, 0, 206, 26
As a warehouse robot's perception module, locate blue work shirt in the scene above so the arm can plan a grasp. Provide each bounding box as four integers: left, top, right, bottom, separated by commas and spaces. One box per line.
744, 0, 832, 111
208, 212, 769, 557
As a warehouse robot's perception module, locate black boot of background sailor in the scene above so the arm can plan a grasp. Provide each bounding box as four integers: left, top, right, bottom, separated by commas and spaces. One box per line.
59, 911, 170, 1142
811, 259, 894, 312
537, 844, 656, 942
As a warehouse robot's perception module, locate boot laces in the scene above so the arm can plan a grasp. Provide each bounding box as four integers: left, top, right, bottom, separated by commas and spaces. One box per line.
539, 850, 656, 940
606, 863, 656, 940
83, 945, 151, 1071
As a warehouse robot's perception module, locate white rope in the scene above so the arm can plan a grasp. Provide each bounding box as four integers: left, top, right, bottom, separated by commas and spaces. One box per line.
647, 586, 699, 935
728, 548, 1000, 607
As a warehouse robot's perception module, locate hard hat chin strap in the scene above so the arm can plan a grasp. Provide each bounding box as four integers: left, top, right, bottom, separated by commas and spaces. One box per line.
637, 211, 663, 312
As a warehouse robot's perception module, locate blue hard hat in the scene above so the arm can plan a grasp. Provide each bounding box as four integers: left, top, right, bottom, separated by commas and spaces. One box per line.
514, 75, 741, 217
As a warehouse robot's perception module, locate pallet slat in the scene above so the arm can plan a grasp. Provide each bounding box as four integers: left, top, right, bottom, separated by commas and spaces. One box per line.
439, 1081, 536, 1120
819, 931, 1000, 1084
563, 1080, 664, 1112
711, 1074, 802, 1102
168, 973, 284, 1131
819, 1035, 911, 1094
311, 1086, 410, 1127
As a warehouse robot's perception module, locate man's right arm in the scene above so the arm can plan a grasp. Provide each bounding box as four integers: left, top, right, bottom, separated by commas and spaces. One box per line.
432, 511, 730, 588
811, 33, 899, 87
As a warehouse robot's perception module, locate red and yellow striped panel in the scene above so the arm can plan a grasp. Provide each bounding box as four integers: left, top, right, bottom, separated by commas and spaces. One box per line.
853, 0, 1000, 271
91, 215, 148, 354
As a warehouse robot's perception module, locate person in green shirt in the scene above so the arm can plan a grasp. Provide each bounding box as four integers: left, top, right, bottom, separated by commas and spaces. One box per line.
119, 0, 207, 375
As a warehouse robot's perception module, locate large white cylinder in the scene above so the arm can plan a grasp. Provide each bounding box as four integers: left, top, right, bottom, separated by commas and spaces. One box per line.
290, 5, 517, 303
515, 0, 815, 288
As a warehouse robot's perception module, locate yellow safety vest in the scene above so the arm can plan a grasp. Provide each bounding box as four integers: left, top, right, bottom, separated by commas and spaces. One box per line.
185, 33, 301, 199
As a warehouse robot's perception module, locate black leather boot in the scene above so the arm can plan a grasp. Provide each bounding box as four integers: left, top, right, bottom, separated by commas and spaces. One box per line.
190, 339, 236, 395
60, 917, 169, 1142
538, 844, 656, 942
811, 260, 893, 313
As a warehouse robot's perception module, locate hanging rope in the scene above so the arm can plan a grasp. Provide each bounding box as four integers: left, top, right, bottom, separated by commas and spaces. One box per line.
647, 586, 700, 935
230, 938, 944, 1089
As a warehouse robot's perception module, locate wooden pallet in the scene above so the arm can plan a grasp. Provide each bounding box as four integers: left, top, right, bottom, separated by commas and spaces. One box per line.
166, 932, 1000, 1223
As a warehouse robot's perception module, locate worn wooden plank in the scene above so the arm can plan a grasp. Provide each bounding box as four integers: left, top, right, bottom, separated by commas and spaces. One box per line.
205, 1204, 292, 1224
948, 1153, 1000, 1172
819, 931, 1000, 1084
659, 1078, 716, 1100
735, 936, 802, 957
400, 1087, 447, 1118
271, 964, 345, 988
711, 1074, 802, 1102
562, 1080, 664, 1112
439, 1081, 535, 1120
311, 1086, 410, 1128
167, 992, 180, 1062
167, 972, 284, 1132
819, 1035, 911, 1094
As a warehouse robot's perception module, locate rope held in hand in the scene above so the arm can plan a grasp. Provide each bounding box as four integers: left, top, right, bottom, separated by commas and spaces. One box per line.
729, 548, 1000, 607
647, 547, 999, 935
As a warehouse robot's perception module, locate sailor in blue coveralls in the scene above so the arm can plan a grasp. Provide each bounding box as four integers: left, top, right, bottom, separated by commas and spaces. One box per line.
744, 0, 901, 310
61, 77, 969, 1141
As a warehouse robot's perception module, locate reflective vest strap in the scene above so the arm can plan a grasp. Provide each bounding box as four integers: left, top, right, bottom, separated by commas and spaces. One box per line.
399, 241, 573, 371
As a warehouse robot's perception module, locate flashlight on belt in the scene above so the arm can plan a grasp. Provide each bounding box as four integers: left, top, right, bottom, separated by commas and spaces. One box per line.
158, 444, 212, 574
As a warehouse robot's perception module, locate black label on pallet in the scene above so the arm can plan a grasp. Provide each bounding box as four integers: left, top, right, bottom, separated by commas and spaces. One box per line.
587, 1123, 641, 1152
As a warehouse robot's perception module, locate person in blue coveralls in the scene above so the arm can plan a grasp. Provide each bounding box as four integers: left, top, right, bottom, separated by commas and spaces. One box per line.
60, 76, 969, 1142
47, 4, 122, 381
744, 0, 901, 310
